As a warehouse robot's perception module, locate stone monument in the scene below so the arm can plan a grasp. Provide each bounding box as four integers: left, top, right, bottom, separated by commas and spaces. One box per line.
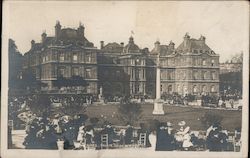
153, 53, 165, 115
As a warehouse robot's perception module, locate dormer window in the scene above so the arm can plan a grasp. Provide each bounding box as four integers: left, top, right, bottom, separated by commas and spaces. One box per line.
194, 50, 198, 54
202, 59, 206, 66
211, 59, 215, 66
200, 50, 203, 53
86, 53, 91, 63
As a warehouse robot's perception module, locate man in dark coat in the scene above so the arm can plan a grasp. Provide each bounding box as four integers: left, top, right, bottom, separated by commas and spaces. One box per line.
164, 122, 175, 151
137, 123, 151, 147
207, 125, 224, 151
156, 123, 168, 151
101, 124, 115, 145
124, 124, 133, 145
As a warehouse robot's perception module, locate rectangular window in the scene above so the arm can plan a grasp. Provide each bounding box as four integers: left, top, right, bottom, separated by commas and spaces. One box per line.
212, 71, 216, 80
58, 67, 65, 77
73, 54, 78, 61
142, 69, 145, 79
60, 53, 65, 61
131, 69, 134, 79
85, 68, 91, 78
72, 67, 79, 76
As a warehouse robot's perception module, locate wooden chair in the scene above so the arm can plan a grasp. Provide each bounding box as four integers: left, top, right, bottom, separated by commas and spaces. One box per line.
101, 134, 109, 149
138, 133, 146, 147
227, 133, 235, 151
234, 131, 241, 152
8, 120, 14, 130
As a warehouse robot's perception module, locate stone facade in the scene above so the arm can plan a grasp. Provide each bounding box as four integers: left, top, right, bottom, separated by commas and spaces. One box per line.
22, 22, 220, 97
22, 21, 98, 94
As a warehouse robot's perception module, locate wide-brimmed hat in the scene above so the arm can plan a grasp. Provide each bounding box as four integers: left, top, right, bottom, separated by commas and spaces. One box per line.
167, 121, 173, 127
54, 114, 60, 118
106, 124, 111, 128
183, 126, 190, 134
178, 121, 186, 127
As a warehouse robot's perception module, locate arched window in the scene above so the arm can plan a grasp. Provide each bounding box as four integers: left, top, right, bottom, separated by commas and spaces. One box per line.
193, 71, 198, 80
211, 85, 215, 92
73, 53, 78, 61
202, 71, 206, 80
202, 85, 206, 93
59, 53, 64, 61
177, 85, 181, 94
212, 71, 216, 80
183, 86, 188, 95
193, 85, 198, 93
168, 85, 173, 93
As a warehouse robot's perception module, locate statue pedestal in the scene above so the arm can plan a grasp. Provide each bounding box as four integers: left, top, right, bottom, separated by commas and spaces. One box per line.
153, 99, 164, 115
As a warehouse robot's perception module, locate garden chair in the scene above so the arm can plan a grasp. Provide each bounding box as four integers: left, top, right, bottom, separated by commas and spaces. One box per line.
138, 133, 146, 147
227, 133, 235, 151
101, 134, 109, 149
234, 131, 241, 152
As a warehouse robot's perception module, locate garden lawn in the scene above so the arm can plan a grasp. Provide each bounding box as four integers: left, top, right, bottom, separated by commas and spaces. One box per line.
86, 104, 242, 132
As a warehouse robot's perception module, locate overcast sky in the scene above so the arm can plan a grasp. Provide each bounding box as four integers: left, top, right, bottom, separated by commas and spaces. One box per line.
4, 1, 249, 62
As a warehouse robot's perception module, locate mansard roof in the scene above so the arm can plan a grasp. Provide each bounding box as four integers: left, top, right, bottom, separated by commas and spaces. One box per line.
103, 42, 123, 53
123, 36, 140, 54
151, 45, 174, 56
176, 35, 216, 55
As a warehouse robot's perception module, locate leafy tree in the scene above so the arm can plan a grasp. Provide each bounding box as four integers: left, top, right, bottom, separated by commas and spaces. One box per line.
200, 112, 223, 128
56, 95, 87, 118
23, 69, 47, 88
117, 101, 142, 126
8, 39, 23, 90
53, 76, 88, 88
26, 95, 52, 117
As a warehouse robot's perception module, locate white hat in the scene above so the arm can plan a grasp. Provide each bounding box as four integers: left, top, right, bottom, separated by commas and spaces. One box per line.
178, 121, 186, 127
167, 122, 172, 127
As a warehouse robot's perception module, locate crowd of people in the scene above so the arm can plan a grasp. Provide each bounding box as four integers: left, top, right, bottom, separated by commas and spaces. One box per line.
8, 94, 241, 151
14, 109, 239, 151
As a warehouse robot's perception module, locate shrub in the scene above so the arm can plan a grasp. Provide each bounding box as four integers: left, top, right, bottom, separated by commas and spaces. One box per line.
200, 112, 223, 128
117, 102, 142, 126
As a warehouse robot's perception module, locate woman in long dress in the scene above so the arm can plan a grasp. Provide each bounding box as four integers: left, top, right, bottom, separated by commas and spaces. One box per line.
75, 124, 85, 149
148, 130, 157, 151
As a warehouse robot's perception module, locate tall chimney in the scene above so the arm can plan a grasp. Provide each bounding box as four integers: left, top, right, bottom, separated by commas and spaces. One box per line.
154, 41, 160, 52
31, 40, 35, 48
169, 40, 175, 50
199, 35, 206, 43
184, 33, 190, 47
100, 41, 104, 49
41, 32, 47, 43
120, 42, 124, 47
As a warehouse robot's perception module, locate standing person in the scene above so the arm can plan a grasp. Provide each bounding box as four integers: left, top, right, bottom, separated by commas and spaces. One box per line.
182, 127, 193, 151
101, 123, 115, 145
148, 130, 157, 151
85, 125, 95, 145
77, 123, 85, 145
206, 124, 223, 151
124, 123, 133, 145
165, 122, 175, 151
175, 121, 186, 150
156, 123, 168, 151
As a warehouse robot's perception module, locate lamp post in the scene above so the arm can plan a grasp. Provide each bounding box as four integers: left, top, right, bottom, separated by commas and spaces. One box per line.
152, 54, 165, 115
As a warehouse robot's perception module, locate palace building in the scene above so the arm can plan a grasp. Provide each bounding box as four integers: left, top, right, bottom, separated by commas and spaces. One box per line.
22, 22, 220, 97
